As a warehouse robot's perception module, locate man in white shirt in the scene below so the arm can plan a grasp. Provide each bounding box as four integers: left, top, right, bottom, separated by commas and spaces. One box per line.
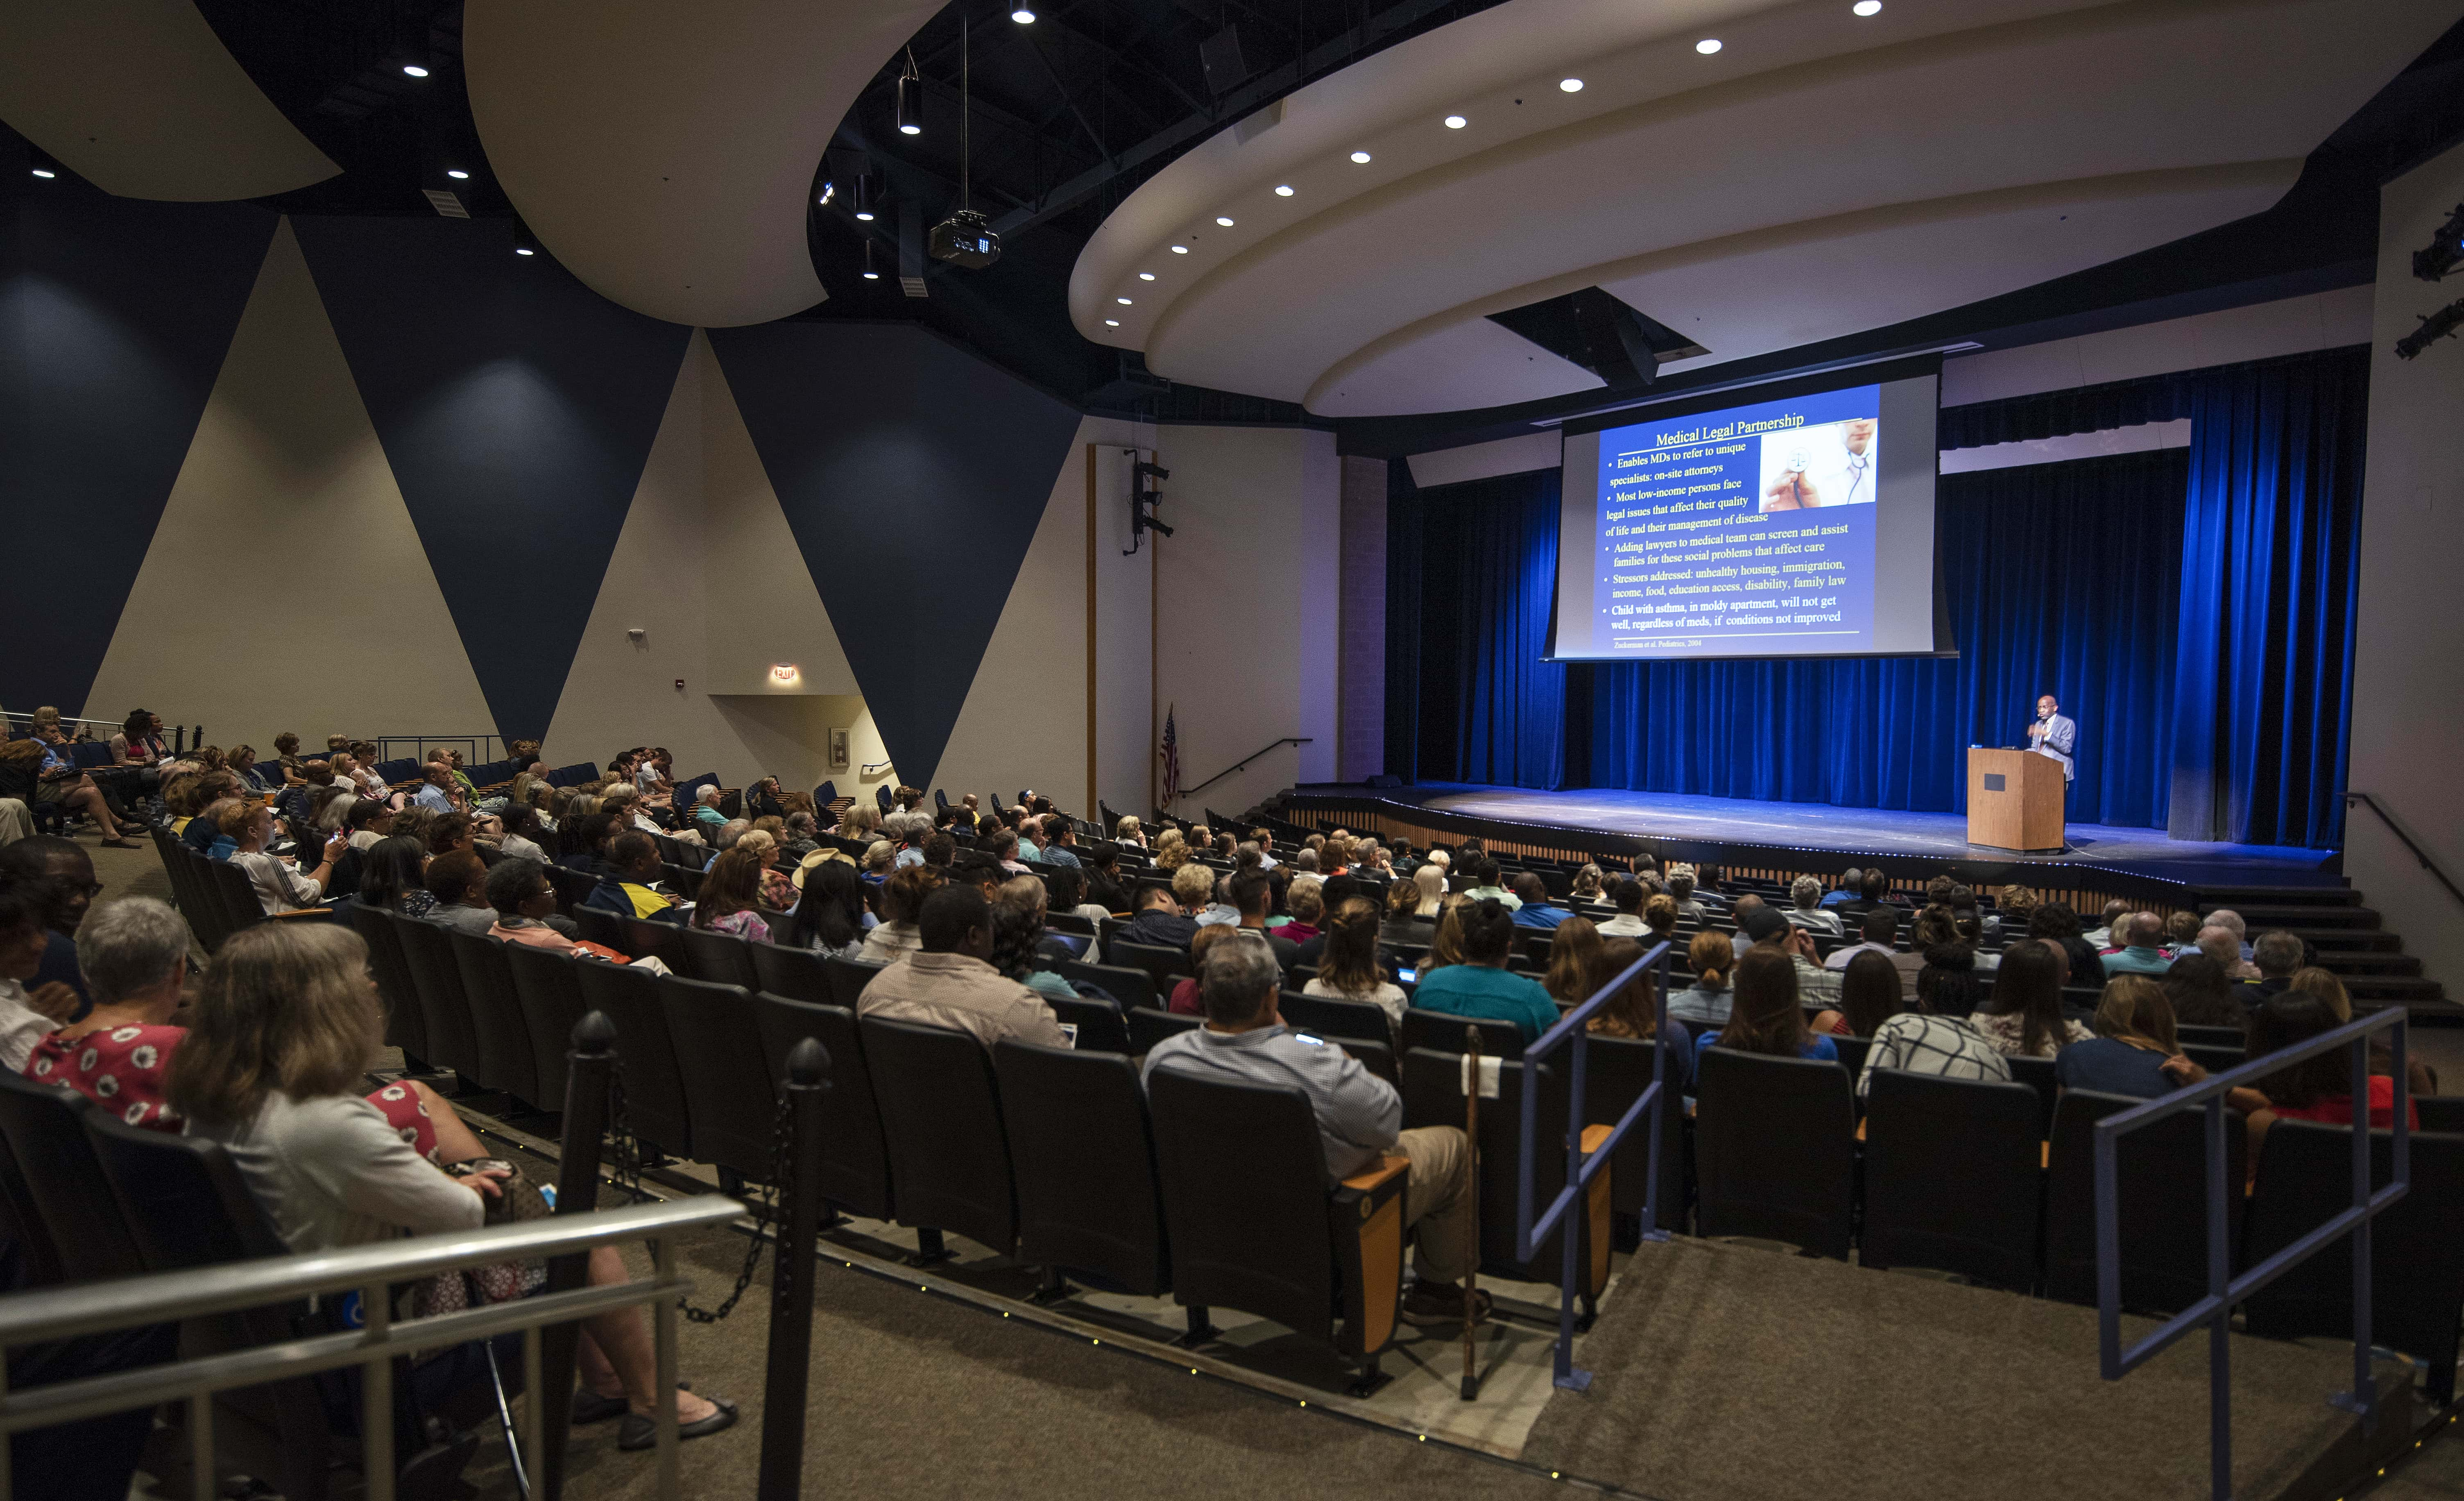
1823, 907, 1899, 970
1762, 417, 1878, 511
1595, 878, 1649, 937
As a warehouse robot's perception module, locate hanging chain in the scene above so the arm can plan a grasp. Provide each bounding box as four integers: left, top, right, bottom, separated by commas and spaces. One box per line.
602, 1054, 791, 1325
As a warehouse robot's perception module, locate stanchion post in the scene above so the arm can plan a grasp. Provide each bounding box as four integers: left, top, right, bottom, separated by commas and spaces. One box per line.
758, 1038, 832, 1499
1460, 1028, 1483, 1402
539, 1010, 617, 1501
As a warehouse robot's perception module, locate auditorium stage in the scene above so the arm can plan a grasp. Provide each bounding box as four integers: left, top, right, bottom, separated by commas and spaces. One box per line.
1280, 782, 2343, 894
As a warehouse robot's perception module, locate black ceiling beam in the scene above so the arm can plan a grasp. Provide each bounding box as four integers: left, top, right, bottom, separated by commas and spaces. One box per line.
989, 0, 1485, 237
1020, 30, 1119, 169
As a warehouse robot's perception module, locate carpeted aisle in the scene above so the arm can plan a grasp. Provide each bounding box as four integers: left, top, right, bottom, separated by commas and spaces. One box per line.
1519, 1236, 2410, 1501
476, 1222, 1571, 1501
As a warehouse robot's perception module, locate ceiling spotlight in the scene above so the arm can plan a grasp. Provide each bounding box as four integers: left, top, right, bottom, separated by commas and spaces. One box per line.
863, 268, 880, 280
1853, 0, 1882, 12
1274, 184, 1294, 196
817, 181, 836, 206
1012, 6, 1037, 20
855, 208, 876, 222
1171, 244, 1189, 253
1558, 77, 1583, 92
29, 167, 54, 179
1350, 150, 1372, 163
863, 241, 880, 280
446, 168, 470, 180
402, 63, 430, 77
1215, 215, 1234, 226
1695, 37, 1722, 53
1138, 272, 1156, 280
1105, 318, 1121, 327
1444, 114, 1468, 129
896, 50, 923, 135
514, 246, 535, 256
1117, 296, 1133, 304
512, 217, 541, 258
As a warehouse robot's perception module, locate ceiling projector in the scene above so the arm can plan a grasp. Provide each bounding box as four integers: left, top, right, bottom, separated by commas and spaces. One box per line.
931, 209, 1000, 270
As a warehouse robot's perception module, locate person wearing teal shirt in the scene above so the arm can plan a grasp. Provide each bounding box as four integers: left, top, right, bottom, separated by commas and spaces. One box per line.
1410, 898, 1560, 1041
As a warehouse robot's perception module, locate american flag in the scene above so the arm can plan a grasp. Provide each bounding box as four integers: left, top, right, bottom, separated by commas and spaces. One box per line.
1159, 704, 1180, 810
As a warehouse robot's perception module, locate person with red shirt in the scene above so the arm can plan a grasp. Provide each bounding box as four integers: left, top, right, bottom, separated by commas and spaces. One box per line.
2228, 992, 2420, 1174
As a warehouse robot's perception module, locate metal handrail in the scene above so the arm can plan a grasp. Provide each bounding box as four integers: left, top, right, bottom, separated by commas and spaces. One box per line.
375, 735, 509, 766
1177, 737, 1313, 800
2346, 791, 2464, 912
2094, 1007, 2410, 1501
1514, 939, 1674, 1391
0, 1194, 743, 1501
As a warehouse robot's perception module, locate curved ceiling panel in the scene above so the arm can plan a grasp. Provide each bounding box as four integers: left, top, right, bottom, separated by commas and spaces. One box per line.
465, 0, 939, 329
1075, 0, 2455, 416
1310, 162, 2300, 415
0, 0, 338, 201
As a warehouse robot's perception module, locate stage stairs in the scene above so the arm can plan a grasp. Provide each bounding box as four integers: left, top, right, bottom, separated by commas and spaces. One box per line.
2191, 883, 2451, 1015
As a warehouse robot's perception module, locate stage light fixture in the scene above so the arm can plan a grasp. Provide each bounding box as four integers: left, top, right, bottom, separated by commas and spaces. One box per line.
1171, 244, 1190, 253
512, 216, 540, 257
896, 49, 923, 135
2396, 298, 2464, 360
1445, 114, 1468, 128
2412, 202, 2464, 282
818, 181, 835, 206
1350, 150, 1372, 163
1853, 0, 1881, 13
1274, 184, 1294, 195
1696, 38, 1722, 53
862, 241, 880, 280
402, 62, 430, 77
1558, 77, 1583, 92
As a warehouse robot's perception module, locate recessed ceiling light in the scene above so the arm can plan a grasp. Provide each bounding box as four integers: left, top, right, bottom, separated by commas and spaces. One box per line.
514, 246, 535, 256
1171, 244, 1189, 253
1853, 0, 1881, 12
1011, 6, 1037, 20
1558, 77, 1583, 92
863, 269, 880, 280
1350, 150, 1372, 163
1444, 114, 1468, 129
402, 63, 430, 77
1117, 296, 1133, 304
855, 209, 875, 221
1104, 318, 1120, 327
446, 168, 469, 180
1695, 38, 1722, 53
900, 122, 921, 136
29, 168, 54, 179
1216, 215, 1234, 226
1274, 184, 1294, 196
1138, 272, 1156, 280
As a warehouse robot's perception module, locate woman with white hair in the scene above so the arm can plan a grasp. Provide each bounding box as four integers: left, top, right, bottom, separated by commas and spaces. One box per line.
1784, 874, 1843, 937
689, 783, 726, 832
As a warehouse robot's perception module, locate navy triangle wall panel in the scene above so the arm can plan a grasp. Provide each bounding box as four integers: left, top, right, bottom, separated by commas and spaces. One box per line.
292, 216, 692, 742
709, 322, 1081, 785
0, 188, 274, 717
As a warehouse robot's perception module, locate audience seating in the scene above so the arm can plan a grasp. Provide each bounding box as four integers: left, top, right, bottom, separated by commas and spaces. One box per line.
1859, 1070, 2043, 1289
678, 925, 761, 989
1147, 1069, 1408, 1394
0, 1072, 146, 1282
822, 955, 879, 1010
392, 912, 484, 1086
655, 975, 777, 1186
1055, 959, 1153, 1011
1128, 1007, 1200, 1054
2042, 1090, 2244, 1315
1694, 1048, 1857, 1259
750, 939, 834, 1004
1399, 1009, 1525, 1061
347, 902, 428, 1070
572, 958, 694, 1161
503, 943, 589, 1109
1399, 1049, 1612, 1302
1045, 992, 1132, 1054
862, 1015, 1021, 1260
2241, 1122, 2464, 1402
445, 928, 546, 1111
752, 995, 895, 1222
1278, 991, 1393, 1048
1585, 1033, 1689, 1236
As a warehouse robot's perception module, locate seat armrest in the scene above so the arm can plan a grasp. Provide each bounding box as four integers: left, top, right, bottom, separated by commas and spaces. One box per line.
1329, 1153, 1410, 1359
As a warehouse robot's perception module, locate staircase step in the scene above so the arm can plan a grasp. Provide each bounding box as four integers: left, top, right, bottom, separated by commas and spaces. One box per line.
2344, 975, 2447, 1004
2195, 886, 2360, 907
2228, 906, 2380, 929
2316, 950, 2423, 977
2286, 927, 2403, 952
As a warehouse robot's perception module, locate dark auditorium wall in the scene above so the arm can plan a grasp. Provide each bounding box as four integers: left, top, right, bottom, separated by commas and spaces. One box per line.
4, 184, 1343, 808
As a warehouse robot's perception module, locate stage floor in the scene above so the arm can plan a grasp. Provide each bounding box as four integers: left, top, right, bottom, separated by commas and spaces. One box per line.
1289, 782, 2342, 889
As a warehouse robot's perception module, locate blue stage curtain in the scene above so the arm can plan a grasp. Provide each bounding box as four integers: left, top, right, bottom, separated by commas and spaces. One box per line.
1575, 449, 2187, 826
1407, 467, 1568, 788
2166, 347, 2367, 847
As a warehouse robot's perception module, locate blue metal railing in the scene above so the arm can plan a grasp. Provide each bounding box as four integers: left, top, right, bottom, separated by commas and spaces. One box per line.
376, 734, 508, 767
1515, 939, 1674, 1391
2095, 1006, 2411, 1501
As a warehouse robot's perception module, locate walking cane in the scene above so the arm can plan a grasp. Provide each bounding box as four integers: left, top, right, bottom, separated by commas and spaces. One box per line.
1460, 1027, 1483, 1401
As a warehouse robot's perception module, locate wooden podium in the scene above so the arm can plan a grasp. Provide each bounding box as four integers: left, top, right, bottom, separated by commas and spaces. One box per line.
1967, 748, 2067, 853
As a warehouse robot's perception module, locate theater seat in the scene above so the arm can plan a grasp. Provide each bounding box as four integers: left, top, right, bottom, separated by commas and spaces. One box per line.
445, 927, 543, 1108
348, 902, 427, 1069
392, 912, 482, 1085
1693, 1047, 1856, 1259
503, 943, 589, 1109
1278, 991, 1393, 1048
1399, 1048, 1610, 1301
1045, 991, 1132, 1054
752, 994, 895, 1222
677, 925, 760, 989
995, 1040, 1190, 1323
1056, 959, 1153, 1011
1127, 1007, 1200, 1055
655, 975, 776, 1186
2042, 1088, 2244, 1316
1400, 1009, 1525, 1061
573, 958, 693, 1162
0, 1073, 145, 1283
1584, 1032, 1690, 1236
750, 940, 833, 1004
861, 1014, 1019, 1258
1110, 940, 1194, 991
1859, 1069, 2042, 1290
1147, 1068, 1408, 1394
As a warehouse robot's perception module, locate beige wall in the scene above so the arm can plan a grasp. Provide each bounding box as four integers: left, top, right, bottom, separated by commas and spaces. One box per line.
1151, 425, 1342, 823
87, 218, 500, 756
2350, 141, 2464, 995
